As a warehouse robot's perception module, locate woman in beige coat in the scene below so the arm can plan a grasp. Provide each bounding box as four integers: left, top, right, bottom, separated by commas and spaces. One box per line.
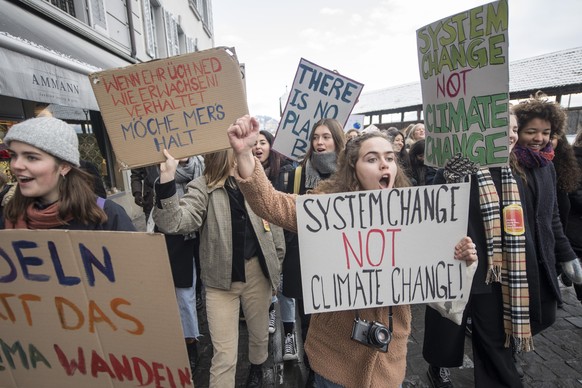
227, 115, 477, 388
153, 149, 285, 388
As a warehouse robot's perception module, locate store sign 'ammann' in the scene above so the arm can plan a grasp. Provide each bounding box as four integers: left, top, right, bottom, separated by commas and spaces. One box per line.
32, 73, 81, 95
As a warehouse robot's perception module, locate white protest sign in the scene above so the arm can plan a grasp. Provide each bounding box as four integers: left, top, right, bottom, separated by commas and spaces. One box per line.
0, 230, 191, 388
344, 114, 365, 132
296, 183, 471, 314
273, 58, 364, 160
417, 0, 509, 168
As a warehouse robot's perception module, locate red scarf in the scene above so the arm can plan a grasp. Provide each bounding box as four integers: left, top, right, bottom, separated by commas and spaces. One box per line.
4, 202, 73, 229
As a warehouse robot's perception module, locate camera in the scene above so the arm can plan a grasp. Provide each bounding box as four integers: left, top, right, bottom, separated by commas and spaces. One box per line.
351, 318, 391, 353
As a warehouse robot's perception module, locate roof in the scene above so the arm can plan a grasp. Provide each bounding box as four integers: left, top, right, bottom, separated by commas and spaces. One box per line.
354, 46, 582, 115
509, 47, 582, 95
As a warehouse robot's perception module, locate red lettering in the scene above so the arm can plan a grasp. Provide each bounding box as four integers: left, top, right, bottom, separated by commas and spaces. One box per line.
342, 232, 363, 269
109, 353, 133, 381
53, 344, 86, 376
366, 229, 385, 267
386, 229, 402, 266
132, 357, 153, 386
91, 350, 115, 378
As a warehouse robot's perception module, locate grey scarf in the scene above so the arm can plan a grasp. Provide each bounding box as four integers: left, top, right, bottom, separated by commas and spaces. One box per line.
305, 152, 338, 189
175, 156, 205, 197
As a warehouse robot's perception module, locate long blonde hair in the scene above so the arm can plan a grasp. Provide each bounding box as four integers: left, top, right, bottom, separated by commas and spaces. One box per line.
203, 149, 234, 188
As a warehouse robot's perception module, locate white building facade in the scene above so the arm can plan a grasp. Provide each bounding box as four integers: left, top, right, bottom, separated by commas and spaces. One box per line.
0, 0, 214, 217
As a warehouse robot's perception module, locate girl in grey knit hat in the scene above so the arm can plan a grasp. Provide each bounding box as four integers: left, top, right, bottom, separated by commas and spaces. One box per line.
1, 116, 134, 231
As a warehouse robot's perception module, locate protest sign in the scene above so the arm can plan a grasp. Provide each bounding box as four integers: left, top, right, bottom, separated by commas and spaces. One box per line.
273, 58, 364, 160
90, 47, 247, 169
296, 183, 471, 314
344, 115, 365, 132
416, 0, 509, 168
0, 230, 192, 388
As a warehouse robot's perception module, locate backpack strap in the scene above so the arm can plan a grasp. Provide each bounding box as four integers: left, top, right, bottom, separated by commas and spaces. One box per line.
293, 166, 302, 195
96, 197, 106, 209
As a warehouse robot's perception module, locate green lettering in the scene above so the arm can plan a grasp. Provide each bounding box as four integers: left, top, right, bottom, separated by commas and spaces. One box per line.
417, 28, 432, 54
485, 0, 509, 35
449, 98, 468, 132
484, 131, 508, 164
439, 21, 458, 46
450, 13, 468, 44
469, 6, 485, 39
1, 339, 28, 369
467, 96, 485, 131
449, 43, 468, 70
467, 132, 486, 165
490, 93, 509, 127
29, 344, 51, 369
467, 38, 487, 68
438, 45, 454, 73
489, 34, 506, 65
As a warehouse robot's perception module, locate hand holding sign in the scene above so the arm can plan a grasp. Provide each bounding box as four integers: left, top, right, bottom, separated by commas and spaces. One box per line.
159, 149, 179, 184
454, 236, 478, 263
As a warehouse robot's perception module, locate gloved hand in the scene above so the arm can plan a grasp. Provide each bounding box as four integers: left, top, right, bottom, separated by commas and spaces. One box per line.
561, 259, 582, 284
134, 193, 144, 207
443, 153, 479, 184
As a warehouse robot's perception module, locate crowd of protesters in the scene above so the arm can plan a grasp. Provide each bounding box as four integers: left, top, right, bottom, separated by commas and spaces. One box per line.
1, 91, 582, 388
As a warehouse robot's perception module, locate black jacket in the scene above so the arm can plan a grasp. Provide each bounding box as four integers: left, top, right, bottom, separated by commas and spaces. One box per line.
566, 147, 582, 256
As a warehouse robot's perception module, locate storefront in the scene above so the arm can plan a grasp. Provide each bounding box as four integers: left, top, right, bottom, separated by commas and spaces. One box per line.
0, 0, 136, 205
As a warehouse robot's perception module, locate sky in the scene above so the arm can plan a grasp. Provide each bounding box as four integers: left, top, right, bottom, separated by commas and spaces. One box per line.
211, 0, 582, 119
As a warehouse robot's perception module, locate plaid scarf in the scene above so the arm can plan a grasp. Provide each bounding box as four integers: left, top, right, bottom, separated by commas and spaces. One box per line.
476, 167, 533, 352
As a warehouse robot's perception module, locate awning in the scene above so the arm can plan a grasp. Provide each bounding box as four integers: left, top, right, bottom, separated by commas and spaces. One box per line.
0, 0, 133, 110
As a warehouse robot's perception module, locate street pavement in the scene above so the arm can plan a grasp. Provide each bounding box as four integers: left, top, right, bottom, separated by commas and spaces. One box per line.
132, 215, 582, 387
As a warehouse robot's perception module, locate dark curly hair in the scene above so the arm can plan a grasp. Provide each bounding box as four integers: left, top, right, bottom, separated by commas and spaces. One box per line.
512, 91, 567, 138
552, 132, 582, 193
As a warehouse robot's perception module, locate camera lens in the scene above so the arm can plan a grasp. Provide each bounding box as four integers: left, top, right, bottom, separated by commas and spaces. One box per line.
368, 325, 390, 346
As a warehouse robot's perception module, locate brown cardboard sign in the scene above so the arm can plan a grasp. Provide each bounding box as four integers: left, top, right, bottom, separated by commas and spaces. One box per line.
90, 47, 248, 169
0, 229, 193, 387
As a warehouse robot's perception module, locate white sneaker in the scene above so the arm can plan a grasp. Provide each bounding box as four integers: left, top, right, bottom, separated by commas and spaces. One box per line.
268, 309, 276, 334
283, 333, 298, 361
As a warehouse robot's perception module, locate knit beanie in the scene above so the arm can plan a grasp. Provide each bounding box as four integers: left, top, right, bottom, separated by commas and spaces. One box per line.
4, 117, 80, 167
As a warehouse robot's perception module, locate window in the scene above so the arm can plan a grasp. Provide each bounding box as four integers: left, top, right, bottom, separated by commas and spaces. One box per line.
188, 0, 213, 35
186, 37, 198, 53
89, 0, 107, 31
142, 0, 158, 58
45, 0, 106, 31
164, 10, 180, 57
47, 0, 76, 17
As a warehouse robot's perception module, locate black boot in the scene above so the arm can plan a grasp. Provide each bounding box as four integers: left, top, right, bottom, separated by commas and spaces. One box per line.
427, 365, 453, 388
246, 363, 263, 388
186, 340, 198, 375
513, 351, 524, 379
